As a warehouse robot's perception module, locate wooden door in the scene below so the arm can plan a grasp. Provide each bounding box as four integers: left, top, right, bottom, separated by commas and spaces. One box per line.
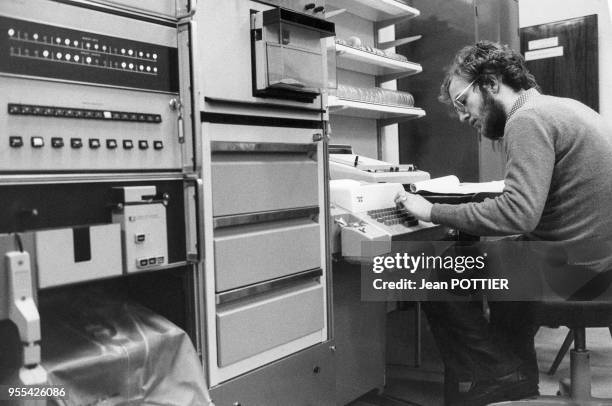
520, 15, 599, 111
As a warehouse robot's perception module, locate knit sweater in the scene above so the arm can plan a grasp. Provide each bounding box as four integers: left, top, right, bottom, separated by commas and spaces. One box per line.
431, 89, 612, 241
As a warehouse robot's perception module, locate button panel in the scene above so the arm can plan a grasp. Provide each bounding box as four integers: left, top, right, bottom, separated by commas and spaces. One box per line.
9, 135, 168, 155
367, 207, 419, 227
8, 103, 162, 124
136, 255, 165, 269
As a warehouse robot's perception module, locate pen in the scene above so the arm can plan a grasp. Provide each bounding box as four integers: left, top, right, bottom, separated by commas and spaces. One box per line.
354, 155, 359, 167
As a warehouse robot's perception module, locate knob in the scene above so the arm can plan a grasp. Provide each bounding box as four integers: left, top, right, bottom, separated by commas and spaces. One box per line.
312, 133, 324, 142
169, 98, 181, 111
314, 6, 325, 13
304, 3, 316, 10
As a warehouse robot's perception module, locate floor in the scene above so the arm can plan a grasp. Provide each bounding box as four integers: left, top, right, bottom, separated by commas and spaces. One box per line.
349, 309, 612, 406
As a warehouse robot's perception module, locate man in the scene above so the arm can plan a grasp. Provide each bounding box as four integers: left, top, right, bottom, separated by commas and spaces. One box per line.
396, 41, 612, 405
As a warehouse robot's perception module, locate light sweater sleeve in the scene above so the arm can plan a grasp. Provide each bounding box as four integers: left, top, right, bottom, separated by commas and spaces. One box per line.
430, 110, 555, 236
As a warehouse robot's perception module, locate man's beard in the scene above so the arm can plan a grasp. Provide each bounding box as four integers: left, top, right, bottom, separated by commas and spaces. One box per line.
479, 90, 507, 140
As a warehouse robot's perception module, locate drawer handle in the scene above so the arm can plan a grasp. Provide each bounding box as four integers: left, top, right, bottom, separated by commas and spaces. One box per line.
216, 268, 323, 305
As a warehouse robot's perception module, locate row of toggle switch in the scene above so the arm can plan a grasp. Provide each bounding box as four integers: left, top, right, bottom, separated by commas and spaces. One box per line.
9, 136, 163, 150
8, 103, 162, 123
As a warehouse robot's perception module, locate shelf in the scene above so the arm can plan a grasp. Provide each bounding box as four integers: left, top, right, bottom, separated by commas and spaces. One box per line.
326, 0, 420, 22
335, 43, 422, 79
328, 95, 425, 124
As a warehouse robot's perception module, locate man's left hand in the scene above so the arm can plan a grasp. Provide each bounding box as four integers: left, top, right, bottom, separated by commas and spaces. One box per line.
395, 192, 433, 222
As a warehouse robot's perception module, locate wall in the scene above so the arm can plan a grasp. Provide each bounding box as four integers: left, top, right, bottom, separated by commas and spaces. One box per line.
519, 0, 612, 125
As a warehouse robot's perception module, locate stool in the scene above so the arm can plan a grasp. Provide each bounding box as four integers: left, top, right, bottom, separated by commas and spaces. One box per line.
547, 326, 612, 376
489, 300, 612, 406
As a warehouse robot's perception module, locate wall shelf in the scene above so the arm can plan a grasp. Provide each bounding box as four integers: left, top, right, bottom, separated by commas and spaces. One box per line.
326, 0, 420, 22
335, 44, 422, 79
328, 95, 425, 123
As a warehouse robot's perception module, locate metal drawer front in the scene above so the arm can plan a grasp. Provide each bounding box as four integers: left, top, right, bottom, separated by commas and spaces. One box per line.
211, 153, 318, 216
214, 219, 321, 291
216, 281, 324, 367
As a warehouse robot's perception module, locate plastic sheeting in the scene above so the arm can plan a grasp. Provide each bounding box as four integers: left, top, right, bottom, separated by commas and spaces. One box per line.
40, 296, 211, 406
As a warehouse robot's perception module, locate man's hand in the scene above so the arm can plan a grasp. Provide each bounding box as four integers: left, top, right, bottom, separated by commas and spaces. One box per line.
395, 192, 433, 222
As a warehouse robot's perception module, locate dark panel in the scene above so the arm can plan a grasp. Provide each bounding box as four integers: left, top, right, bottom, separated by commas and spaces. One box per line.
520, 15, 598, 111
1, 16, 179, 92
397, 0, 479, 182
0, 180, 186, 263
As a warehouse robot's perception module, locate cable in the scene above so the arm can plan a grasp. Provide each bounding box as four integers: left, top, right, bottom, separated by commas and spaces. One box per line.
13, 232, 24, 252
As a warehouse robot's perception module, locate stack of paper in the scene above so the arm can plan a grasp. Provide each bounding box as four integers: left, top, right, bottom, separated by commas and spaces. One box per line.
410, 175, 504, 195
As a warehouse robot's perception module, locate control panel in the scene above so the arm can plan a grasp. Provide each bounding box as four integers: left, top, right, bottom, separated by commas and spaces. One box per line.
1, 16, 178, 92
112, 186, 169, 274
0, 0, 185, 173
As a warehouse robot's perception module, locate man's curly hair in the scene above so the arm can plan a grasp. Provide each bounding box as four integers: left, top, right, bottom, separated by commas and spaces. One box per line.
439, 41, 540, 104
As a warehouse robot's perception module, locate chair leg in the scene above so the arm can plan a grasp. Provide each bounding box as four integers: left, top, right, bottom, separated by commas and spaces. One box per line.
548, 329, 574, 375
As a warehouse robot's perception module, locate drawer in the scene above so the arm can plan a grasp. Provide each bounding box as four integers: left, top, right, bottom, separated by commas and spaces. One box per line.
214, 219, 321, 291
216, 281, 324, 367
211, 152, 318, 216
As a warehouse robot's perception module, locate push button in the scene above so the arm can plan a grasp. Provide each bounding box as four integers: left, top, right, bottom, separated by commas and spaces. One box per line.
138, 140, 149, 150
153, 141, 163, 150
123, 140, 133, 149
89, 138, 101, 149
107, 139, 117, 149
31, 137, 44, 148
71, 138, 83, 149
51, 137, 64, 148
9, 136, 23, 148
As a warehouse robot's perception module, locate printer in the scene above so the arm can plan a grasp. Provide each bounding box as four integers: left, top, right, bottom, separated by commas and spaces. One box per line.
329, 180, 440, 261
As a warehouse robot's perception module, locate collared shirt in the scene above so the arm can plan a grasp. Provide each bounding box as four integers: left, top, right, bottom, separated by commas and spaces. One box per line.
507, 87, 540, 120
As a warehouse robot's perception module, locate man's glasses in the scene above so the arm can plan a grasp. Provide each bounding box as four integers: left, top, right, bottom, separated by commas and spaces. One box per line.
453, 79, 476, 113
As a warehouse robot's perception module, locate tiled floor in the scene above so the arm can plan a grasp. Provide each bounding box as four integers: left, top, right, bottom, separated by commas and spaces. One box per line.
349, 310, 612, 406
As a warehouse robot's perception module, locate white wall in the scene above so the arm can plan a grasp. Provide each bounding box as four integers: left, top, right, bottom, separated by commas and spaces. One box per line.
519, 0, 612, 125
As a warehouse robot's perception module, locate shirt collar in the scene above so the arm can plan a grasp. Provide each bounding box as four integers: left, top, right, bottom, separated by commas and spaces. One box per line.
508, 87, 539, 119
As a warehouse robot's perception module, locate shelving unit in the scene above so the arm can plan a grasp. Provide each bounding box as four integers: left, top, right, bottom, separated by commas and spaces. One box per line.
328, 95, 425, 122
326, 0, 425, 158
326, 1, 426, 405
326, 0, 420, 22
335, 43, 422, 79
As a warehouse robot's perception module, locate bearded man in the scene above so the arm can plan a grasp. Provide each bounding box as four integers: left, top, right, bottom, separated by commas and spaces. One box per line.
395, 41, 612, 405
